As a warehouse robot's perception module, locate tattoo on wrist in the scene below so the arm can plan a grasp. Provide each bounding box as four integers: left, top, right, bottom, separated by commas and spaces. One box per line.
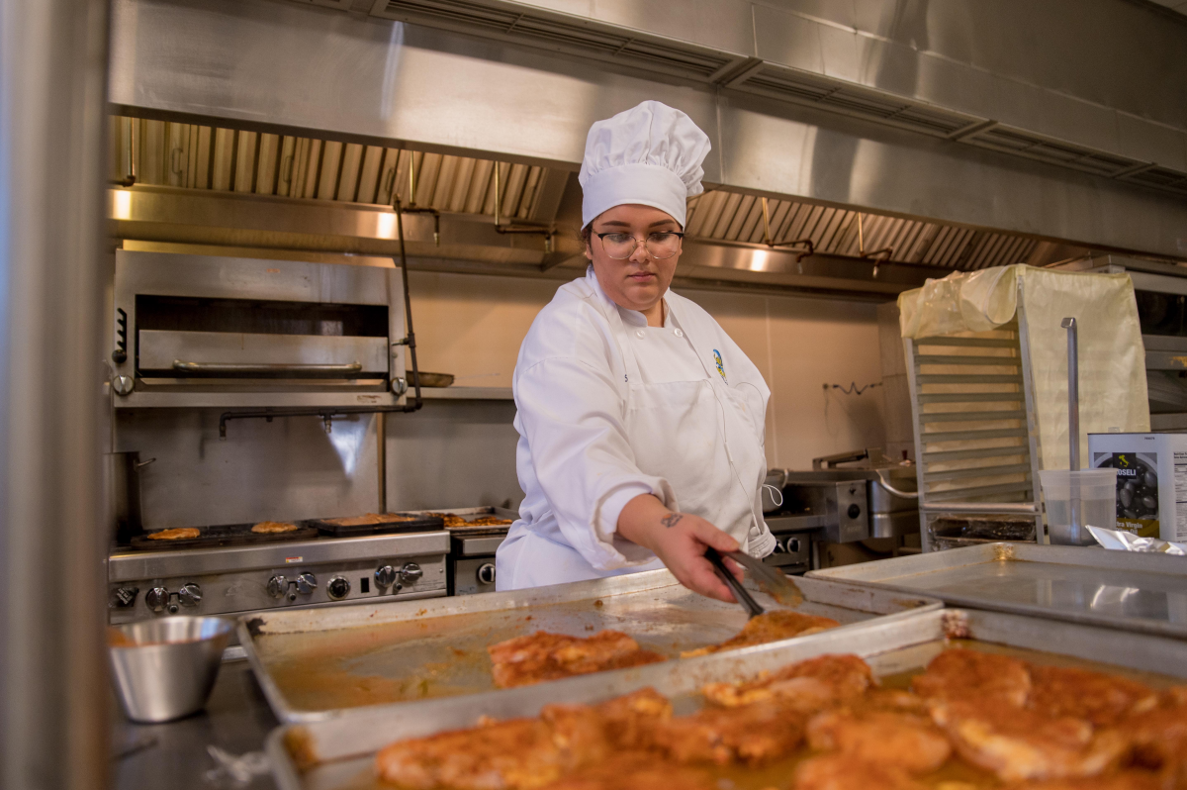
660, 512, 684, 529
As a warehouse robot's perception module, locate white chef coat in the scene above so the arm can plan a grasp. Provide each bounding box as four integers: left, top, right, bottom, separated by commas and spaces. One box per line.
496, 266, 776, 590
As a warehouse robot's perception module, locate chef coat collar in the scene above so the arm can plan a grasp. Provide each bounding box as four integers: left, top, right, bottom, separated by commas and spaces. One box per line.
585, 265, 674, 329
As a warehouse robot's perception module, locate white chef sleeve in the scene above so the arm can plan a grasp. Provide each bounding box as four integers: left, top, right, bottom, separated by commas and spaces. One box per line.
515, 354, 677, 571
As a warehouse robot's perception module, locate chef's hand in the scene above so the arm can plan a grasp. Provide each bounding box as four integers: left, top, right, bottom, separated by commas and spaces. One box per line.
616, 494, 744, 603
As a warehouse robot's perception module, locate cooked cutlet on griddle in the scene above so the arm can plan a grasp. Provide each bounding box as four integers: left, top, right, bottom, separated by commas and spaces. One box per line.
487, 630, 665, 689
146, 527, 200, 541
250, 521, 298, 534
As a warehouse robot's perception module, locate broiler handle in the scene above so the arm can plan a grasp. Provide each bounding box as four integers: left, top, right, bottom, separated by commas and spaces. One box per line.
173, 361, 363, 374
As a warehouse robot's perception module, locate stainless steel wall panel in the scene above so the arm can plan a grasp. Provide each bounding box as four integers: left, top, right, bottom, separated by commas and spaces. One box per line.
384, 399, 524, 511
586, 0, 756, 57
114, 409, 382, 528
752, 5, 826, 75
818, 24, 860, 84
1118, 113, 1187, 174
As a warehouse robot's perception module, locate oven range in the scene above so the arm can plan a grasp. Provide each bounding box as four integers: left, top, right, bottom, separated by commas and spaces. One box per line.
418, 507, 518, 596
107, 530, 448, 624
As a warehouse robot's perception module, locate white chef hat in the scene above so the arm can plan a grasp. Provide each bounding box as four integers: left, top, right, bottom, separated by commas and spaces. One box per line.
578, 100, 711, 229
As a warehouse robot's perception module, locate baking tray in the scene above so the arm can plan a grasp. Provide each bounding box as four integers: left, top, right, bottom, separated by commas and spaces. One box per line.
265, 606, 1187, 790
238, 568, 940, 723
128, 522, 319, 551
304, 513, 444, 537
806, 542, 1187, 639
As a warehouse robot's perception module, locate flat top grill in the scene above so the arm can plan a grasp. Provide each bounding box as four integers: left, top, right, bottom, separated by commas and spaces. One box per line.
129, 522, 320, 552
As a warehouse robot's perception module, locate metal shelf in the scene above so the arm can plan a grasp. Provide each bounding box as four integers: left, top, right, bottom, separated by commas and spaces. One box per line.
417, 387, 513, 401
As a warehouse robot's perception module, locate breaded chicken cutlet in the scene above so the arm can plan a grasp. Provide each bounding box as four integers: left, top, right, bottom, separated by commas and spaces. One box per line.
487, 630, 665, 689
374, 689, 669, 790
701, 653, 872, 709
681, 610, 840, 657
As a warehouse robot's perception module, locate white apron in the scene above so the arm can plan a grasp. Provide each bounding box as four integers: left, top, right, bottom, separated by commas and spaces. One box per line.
497, 280, 774, 590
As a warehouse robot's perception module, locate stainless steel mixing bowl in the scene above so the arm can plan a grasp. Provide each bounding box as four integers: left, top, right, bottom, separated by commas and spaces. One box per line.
108, 616, 234, 723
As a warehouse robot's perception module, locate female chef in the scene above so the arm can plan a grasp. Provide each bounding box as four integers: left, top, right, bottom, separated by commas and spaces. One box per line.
495, 101, 776, 602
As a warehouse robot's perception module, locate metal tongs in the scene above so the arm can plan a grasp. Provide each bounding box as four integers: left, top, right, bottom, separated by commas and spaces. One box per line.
704, 547, 804, 619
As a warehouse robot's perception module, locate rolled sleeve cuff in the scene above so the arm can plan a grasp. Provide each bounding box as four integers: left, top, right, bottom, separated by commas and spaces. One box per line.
587, 479, 677, 570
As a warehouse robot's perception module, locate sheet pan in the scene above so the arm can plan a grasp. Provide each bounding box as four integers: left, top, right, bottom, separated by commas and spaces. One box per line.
805, 542, 1187, 639
238, 569, 940, 723
265, 606, 1187, 790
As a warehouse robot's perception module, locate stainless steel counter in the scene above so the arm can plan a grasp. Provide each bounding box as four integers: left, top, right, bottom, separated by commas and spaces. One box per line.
112, 659, 278, 790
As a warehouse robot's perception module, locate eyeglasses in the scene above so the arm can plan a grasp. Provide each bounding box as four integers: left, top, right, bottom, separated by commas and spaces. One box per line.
594, 231, 685, 260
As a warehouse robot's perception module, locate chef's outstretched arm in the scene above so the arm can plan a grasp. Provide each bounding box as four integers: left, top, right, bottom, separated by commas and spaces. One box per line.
616, 493, 744, 603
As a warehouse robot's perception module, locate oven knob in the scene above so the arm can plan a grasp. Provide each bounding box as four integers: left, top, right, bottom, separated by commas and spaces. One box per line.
374, 565, 397, 588
110, 586, 139, 609
847, 503, 861, 520
788, 537, 802, 553
295, 573, 317, 595
477, 563, 496, 585
772, 538, 787, 554
399, 563, 423, 585
145, 587, 169, 613
267, 575, 288, 599
178, 583, 202, 608
327, 576, 351, 600
112, 375, 135, 397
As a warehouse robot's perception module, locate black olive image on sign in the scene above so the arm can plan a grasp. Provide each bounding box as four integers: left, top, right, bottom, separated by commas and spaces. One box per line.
1096, 453, 1158, 520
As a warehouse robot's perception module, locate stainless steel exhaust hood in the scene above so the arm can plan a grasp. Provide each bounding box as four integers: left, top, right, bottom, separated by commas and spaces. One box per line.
110, 115, 1098, 298
108, 0, 1187, 266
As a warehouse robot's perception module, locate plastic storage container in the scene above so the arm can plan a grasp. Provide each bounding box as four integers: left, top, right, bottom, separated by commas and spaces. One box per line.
1039, 468, 1117, 546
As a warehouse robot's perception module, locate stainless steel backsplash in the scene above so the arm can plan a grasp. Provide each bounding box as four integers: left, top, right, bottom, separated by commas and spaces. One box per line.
114, 399, 521, 532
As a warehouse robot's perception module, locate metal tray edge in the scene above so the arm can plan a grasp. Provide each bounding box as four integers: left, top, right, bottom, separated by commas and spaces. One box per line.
240, 574, 942, 725
805, 543, 1187, 640
265, 606, 1187, 790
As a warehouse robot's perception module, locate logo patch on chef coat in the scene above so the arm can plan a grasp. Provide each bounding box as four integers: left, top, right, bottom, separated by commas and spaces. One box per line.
713, 349, 727, 383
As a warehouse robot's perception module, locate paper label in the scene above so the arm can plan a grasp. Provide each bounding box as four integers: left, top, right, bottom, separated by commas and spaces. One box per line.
1094, 451, 1160, 537
1174, 451, 1187, 542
